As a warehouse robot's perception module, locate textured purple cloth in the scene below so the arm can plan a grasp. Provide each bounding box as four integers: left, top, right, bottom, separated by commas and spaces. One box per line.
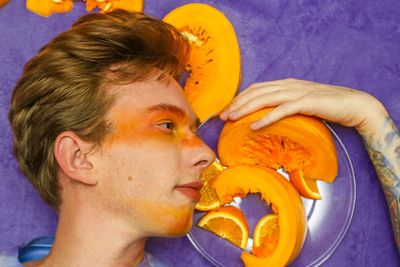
0, 0, 399, 266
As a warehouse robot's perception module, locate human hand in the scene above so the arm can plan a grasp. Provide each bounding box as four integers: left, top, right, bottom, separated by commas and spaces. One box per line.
219, 78, 388, 135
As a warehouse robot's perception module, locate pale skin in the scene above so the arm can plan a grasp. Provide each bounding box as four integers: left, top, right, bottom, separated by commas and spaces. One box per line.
220, 78, 400, 253
24, 75, 215, 267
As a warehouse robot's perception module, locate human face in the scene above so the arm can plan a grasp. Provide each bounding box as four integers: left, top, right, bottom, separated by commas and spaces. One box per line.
93, 75, 215, 238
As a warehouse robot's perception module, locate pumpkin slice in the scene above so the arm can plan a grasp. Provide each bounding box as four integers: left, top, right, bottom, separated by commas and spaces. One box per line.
163, 3, 241, 122
218, 108, 338, 183
85, 0, 143, 13
26, 0, 73, 17
212, 165, 307, 266
198, 205, 249, 249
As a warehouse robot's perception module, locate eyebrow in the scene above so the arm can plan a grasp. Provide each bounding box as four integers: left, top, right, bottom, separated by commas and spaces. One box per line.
145, 103, 200, 128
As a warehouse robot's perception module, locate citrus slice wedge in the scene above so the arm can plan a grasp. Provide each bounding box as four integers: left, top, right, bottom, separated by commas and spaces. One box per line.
252, 214, 279, 257
195, 160, 224, 211
290, 169, 322, 200
197, 206, 249, 249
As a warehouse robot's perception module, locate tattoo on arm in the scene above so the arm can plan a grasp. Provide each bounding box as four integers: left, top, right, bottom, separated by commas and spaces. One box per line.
362, 116, 400, 253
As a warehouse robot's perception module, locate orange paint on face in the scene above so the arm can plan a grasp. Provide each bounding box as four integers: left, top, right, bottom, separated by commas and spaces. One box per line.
132, 198, 194, 237
102, 108, 200, 237
181, 134, 205, 147
93, 78, 214, 243
106, 105, 199, 148
105, 112, 160, 146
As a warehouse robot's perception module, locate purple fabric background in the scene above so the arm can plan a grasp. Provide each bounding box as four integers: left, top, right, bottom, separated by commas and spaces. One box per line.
1, 0, 399, 266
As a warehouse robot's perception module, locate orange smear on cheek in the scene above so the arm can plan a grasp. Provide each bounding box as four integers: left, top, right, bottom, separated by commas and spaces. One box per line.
163, 206, 192, 236
107, 110, 195, 145
106, 111, 155, 145
133, 199, 193, 236
106, 111, 195, 235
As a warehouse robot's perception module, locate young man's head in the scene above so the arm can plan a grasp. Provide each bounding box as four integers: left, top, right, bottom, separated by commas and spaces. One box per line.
9, 10, 215, 237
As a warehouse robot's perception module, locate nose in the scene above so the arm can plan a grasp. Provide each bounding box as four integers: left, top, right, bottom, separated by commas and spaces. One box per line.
184, 135, 216, 171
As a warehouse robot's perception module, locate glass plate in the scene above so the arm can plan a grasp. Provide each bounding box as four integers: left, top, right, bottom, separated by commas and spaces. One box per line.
187, 117, 356, 267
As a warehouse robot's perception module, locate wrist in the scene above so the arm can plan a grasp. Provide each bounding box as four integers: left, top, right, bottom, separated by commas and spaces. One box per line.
356, 95, 388, 137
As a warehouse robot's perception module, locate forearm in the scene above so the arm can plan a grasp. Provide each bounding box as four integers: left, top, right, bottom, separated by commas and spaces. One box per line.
360, 109, 400, 252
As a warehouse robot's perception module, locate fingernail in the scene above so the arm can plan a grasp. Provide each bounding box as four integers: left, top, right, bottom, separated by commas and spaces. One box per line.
229, 111, 238, 119
250, 122, 260, 130
219, 111, 228, 120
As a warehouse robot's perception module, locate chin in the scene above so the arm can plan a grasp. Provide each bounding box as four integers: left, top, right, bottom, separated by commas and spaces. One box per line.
164, 215, 193, 237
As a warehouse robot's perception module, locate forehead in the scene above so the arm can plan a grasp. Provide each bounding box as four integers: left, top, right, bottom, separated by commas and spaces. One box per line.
108, 76, 197, 122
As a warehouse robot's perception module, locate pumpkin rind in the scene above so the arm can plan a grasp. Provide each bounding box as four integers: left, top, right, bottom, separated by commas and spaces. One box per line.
212, 165, 307, 267
163, 3, 241, 122
218, 108, 338, 182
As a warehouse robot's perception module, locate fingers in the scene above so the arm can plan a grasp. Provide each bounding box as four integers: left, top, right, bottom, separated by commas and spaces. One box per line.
219, 78, 360, 130
220, 86, 280, 119
227, 88, 281, 113
244, 78, 303, 90
232, 79, 301, 103
250, 97, 313, 130
220, 78, 313, 120
223, 90, 301, 120
220, 87, 283, 120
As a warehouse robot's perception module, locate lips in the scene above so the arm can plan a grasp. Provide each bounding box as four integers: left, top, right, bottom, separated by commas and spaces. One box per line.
175, 181, 203, 202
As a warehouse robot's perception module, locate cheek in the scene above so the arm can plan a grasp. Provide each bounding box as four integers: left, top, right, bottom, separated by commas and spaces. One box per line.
100, 148, 172, 204
106, 140, 181, 181
97, 143, 188, 210
97, 134, 194, 235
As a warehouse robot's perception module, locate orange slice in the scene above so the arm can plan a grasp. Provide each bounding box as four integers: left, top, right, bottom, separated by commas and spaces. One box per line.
289, 169, 321, 200
195, 160, 224, 211
252, 214, 279, 257
197, 206, 249, 249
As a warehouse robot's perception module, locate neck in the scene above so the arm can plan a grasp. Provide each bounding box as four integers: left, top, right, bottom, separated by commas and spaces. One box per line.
35, 199, 148, 267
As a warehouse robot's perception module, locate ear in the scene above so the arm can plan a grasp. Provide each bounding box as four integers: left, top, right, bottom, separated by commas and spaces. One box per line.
54, 131, 98, 185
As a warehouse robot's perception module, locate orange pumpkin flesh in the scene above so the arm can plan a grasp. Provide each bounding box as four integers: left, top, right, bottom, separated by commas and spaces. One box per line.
218, 108, 338, 183
0, 0, 9, 8
26, 0, 73, 17
110, 0, 143, 12
163, 3, 241, 122
27, 0, 143, 17
85, 0, 143, 13
212, 165, 307, 266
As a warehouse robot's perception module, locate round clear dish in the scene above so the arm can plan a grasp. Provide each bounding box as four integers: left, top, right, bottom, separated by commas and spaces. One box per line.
187, 117, 356, 267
